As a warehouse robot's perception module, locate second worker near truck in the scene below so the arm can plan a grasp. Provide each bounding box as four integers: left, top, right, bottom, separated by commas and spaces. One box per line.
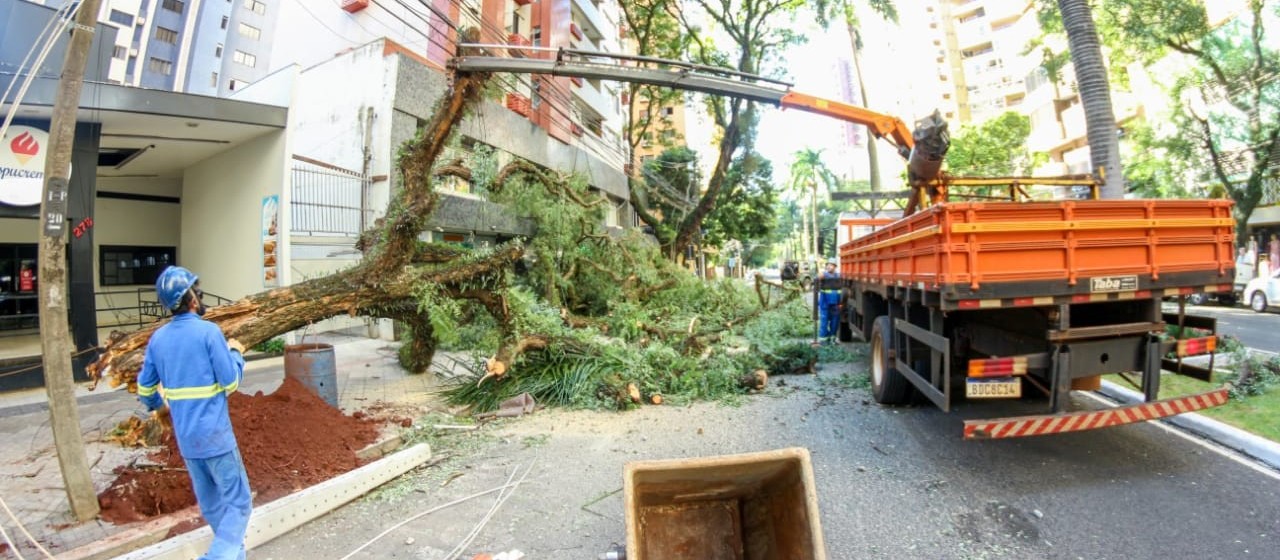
818, 261, 841, 343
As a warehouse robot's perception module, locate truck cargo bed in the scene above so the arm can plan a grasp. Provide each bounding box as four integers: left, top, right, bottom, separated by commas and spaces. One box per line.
839, 200, 1235, 309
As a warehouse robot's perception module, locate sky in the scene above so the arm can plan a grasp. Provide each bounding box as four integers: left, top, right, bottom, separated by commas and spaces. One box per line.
682, 6, 937, 197
682, 21, 858, 194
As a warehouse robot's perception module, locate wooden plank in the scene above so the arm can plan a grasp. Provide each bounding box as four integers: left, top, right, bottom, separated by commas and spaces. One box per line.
114, 443, 432, 560
355, 434, 404, 462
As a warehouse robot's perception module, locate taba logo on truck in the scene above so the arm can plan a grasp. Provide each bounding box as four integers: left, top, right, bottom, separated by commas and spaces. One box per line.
0, 126, 49, 207
1090, 275, 1138, 293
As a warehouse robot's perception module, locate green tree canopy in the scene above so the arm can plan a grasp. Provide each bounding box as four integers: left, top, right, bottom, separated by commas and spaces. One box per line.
945, 111, 1039, 176
1036, 0, 1279, 229
704, 151, 778, 247
624, 0, 809, 260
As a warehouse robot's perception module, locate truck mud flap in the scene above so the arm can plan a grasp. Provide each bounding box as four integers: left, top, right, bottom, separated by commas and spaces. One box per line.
962, 387, 1229, 440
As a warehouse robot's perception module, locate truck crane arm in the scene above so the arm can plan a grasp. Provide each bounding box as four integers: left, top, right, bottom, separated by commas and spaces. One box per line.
778, 91, 914, 160
452, 48, 951, 214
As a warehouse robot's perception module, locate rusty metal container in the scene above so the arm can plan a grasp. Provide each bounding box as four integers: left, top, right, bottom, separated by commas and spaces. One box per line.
624, 447, 826, 560
283, 343, 338, 407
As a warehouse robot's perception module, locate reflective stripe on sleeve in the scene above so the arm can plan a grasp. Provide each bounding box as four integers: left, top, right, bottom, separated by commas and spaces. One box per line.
221, 380, 239, 394
137, 384, 158, 397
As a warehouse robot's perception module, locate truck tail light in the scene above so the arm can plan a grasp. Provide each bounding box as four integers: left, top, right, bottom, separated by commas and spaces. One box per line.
1176, 336, 1216, 357
968, 357, 1027, 378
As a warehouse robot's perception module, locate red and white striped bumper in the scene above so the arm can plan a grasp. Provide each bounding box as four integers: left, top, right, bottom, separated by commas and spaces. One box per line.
963, 387, 1230, 440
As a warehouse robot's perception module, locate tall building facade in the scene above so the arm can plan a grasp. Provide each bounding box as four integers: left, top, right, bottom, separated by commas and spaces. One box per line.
631, 95, 689, 166
268, 0, 627, 173
925, 0, 1146, 175
32, 0, 279, 94
933, 0, 1040, 125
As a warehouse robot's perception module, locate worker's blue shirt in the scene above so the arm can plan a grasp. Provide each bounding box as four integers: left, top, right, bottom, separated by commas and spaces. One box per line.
818, 272, 842, 307
136, 313, 245, 459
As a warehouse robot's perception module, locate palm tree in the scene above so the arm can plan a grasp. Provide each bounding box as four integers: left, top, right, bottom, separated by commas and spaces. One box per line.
1056, 0, 1125, 198
789, 149, 839, 263
813, 0, 898, 193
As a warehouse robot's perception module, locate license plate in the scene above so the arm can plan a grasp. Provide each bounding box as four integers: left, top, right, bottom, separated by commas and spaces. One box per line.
966, 377, 1022, 399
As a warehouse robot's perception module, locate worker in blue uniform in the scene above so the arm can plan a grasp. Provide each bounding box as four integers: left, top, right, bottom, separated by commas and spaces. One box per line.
818, 261, 842, 342
137, 266, 251, 560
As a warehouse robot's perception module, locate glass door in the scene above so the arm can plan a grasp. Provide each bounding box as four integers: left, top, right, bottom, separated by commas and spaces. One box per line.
0, 243, 40, 332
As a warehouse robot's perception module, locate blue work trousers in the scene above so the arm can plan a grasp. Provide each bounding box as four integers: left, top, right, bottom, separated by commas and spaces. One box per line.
819, 304, 840, 339
185, 448, 252, 560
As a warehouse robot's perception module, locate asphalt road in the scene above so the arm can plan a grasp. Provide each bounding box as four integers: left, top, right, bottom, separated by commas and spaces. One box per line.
1168, 302, 1280, 353
256, 360, 1280, 560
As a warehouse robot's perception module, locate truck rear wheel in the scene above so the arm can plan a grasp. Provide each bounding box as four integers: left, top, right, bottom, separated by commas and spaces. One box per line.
870, 316, 910, 405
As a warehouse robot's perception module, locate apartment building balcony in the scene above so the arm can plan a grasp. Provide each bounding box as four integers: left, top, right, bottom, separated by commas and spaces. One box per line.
1061, 103, 1086, 140
956, 18, 991, 50
571, 77, 615, 123
1027, 115, 1069, 154
508, 32, 531, 57
986, 0, 1031, 26
506, 92, 533, 118
571, 0, 612, 46
571, 30, 599, 53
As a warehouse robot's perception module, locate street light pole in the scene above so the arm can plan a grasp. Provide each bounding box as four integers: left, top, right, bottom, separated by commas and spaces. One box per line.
38, 0, 103, 521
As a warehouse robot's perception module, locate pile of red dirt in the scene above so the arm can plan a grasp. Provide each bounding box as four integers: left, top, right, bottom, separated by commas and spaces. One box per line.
98, 377, 382, 524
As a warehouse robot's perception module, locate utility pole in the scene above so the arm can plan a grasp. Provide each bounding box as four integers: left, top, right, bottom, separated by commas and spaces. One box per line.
39, 0, 103, 521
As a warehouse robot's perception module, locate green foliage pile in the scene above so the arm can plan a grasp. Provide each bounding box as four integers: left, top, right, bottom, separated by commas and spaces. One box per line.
1223, 348, 1280, 400
252, 338, 285, 355
428, 148, 813, 413
444, 286, 810, 412
765, 343, 818, 376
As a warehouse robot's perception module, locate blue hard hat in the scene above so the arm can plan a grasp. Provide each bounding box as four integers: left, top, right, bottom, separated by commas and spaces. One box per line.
156, 266, 198, 311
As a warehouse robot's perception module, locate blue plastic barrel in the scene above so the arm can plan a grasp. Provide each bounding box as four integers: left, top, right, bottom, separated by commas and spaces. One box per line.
283, 343, 338, 407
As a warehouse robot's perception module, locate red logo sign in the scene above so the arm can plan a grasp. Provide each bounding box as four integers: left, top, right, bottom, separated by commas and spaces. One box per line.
10, 132, 39, 165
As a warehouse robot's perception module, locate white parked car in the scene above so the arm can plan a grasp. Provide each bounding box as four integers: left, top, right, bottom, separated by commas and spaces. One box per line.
1244, 270, 1280, 313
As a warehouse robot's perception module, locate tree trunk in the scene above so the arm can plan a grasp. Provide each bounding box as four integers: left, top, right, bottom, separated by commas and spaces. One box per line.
1057, 0, 1125, 198
799, 194, 810, 264
670, 108, 745, 258
811, 181, 819, 259
848, 25, 882, 193
39, 0, 103, 521
92, 244, 524, 390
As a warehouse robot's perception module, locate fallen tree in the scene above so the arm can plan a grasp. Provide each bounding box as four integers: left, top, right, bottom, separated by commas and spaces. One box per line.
88, 32, 811, 414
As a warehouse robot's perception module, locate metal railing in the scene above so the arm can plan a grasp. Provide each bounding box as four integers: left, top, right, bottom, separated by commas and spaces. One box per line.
0, 288, 236, 337
291, 156, 372, 238
1262, 176, 1280, 206
99, 288, 234, 329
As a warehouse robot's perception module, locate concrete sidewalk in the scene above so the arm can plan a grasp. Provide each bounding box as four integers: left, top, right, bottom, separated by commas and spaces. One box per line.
0, 333, 449, 558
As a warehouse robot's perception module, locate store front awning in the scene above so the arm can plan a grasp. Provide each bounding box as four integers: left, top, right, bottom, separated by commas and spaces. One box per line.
1247, 205, 1280, 228
2, 75, 287, 178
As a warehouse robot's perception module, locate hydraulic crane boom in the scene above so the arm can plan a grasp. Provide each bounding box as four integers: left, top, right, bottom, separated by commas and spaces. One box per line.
451, 47, 951, 214
777, 91, 914, 158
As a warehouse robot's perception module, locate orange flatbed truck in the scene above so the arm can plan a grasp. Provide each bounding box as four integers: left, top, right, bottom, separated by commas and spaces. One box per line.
452, 46, 1235, 439
835, 199, 1235, 438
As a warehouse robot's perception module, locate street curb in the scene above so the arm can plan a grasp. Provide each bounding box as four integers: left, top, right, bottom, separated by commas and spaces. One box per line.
1097, 380, 1280, 471
115, 443, 433, 560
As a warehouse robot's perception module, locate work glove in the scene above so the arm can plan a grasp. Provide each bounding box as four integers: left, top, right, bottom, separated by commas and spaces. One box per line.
227, 338, 246, 355
151, 405, 173, 430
